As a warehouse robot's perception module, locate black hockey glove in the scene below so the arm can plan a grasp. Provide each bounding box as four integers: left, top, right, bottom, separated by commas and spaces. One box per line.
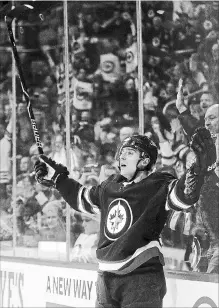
182, 127, 216, 202
34, 155, 69, 188
190, 127, 216, 174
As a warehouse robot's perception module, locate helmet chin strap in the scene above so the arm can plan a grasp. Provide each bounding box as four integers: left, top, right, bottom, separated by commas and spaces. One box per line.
128, 169, 139, 182
127, 158, 144, 182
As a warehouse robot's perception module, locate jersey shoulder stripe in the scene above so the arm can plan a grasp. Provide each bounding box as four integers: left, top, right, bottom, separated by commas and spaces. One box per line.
77, 185, 100, 215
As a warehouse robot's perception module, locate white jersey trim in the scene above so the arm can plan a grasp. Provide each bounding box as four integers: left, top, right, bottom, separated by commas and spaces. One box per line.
78, 186, 100, 215
98, 240, 161, 271
84, 186, 100, 214
169, 183, 191, 210
165, 179, 177, 210
77, 186, 88, 214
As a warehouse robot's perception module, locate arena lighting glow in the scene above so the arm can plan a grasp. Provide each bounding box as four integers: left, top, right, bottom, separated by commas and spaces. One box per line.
23, 4, 34, 10
5, 4, 33, 21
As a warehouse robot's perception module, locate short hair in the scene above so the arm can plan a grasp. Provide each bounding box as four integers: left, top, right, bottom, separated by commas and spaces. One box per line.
201, 91, 213, 97
43, 201, 62, 217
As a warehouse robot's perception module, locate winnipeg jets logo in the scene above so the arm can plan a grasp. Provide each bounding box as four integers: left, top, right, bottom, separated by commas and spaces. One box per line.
104, 198, 133, 241
108, 200, 125, 233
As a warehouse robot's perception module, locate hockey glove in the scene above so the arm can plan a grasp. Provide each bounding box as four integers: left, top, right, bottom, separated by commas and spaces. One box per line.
34, 155, 69, 188
181, 127, 216, 203
190, 127, 216, 174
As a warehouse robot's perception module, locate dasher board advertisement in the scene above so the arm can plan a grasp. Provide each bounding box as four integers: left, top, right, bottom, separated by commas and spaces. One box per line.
0, 260, 218, 308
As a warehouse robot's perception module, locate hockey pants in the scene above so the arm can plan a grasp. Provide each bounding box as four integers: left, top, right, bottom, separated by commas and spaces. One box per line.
95, 267, 166, 308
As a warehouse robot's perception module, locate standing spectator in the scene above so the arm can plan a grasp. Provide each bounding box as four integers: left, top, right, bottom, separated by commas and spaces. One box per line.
210, 42, 219, 98
17, 157, 32, 181
101, 9, 132, 47
49, 134, 79, 177
199, 91, 215, 115
17, 102, 35, 156
76, 111, 95, 143
145, 15, 171, 52
99, 149, 118, 183
70, 213, 100, 263
1, 180, 13, 214
29, 131, 52, 158
188, 96, 202, 121
0, 115, 12, 202
119, 126, 135, 143
123, 77, 138, 118
178, 98, 219, 274
39, 200, 66, 242
70, 211, 84, 247
205, 104, 219, 174
172, 12, 197, 51
176, 80, 215, 138
16, 198, 41, 247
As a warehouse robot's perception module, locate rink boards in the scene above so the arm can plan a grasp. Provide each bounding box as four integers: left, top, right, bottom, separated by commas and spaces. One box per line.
0, 257, 218, 308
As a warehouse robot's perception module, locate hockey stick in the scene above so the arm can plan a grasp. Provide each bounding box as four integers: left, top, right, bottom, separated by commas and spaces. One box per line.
5, 5, 57, 186
5, 4, 43, 155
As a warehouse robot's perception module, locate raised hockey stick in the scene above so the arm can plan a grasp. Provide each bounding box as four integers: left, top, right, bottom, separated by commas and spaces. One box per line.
4, 5, 58, 186
5, 4, 44, 155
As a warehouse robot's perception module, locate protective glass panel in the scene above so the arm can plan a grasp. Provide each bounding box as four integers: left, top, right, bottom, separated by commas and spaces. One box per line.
141, 1, 218, 275
0, 0, 218, 276
0, 21, 14, 255
0, 0, 138, 262
0, 1, 68, 260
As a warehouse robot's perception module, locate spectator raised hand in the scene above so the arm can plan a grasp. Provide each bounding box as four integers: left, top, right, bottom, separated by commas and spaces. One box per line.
176, 78, 187, 114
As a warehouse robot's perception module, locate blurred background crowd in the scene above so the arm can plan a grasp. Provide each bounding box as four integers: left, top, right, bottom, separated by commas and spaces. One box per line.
0, 1, 218, 272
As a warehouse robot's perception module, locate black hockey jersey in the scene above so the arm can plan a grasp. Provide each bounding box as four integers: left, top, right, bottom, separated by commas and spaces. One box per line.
56, 171, 195, 274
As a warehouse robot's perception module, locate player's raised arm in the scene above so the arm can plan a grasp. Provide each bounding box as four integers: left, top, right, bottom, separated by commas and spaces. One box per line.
34, 155, 101, 215
167, 127, 216, 211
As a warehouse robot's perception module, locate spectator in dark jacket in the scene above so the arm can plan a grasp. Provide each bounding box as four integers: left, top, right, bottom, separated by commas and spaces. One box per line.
176, 82, 215, 138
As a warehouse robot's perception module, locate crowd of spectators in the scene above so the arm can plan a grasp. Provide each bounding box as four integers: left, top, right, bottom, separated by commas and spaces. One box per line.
0, 1, 218, 271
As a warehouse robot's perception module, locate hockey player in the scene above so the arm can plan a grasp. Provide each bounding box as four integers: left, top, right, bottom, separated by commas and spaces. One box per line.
34, 132, 216, 307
